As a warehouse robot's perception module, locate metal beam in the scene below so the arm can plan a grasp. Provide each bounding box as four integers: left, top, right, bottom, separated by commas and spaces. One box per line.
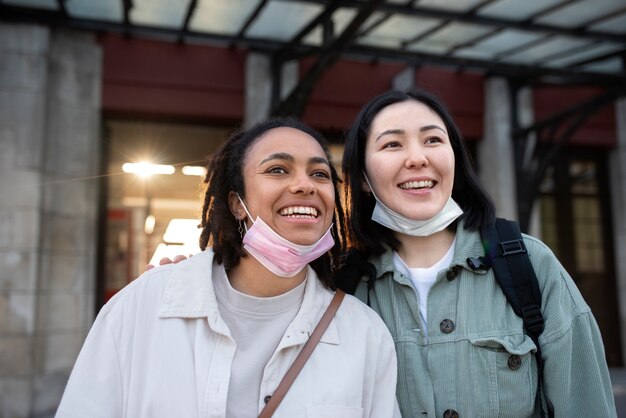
178, 0, 198, 44
122, 0, 132, 26
56, 0, 68, 16
233, 0, 269, 44
272, 0, 385, 116
514, 87, 626, 138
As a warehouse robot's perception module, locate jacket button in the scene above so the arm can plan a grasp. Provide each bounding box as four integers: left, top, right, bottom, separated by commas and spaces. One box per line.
446, 266, 459, 280
440, 319, 455, 334
443, 409, 459, 418
264, 395, 272, 404
508, 355, 522, 370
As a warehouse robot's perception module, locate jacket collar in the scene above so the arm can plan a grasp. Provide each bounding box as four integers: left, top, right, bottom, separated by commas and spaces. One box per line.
157, 250, 339, 345
369, 220, 489, 283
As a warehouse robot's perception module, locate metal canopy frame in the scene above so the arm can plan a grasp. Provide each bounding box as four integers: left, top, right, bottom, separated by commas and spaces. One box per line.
2, 0, 624, 82
2, 0, 625, 229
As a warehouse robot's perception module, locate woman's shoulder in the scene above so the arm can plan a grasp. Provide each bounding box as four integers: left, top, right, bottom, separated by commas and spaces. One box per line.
98, 263, 177, 321
335, 292, 394, 338
101, 251, 215, 319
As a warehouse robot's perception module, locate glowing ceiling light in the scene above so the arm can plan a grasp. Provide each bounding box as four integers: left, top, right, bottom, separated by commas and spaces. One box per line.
144, 215, 156, 235
122, 162, 175, 177
182, 165, 207, 177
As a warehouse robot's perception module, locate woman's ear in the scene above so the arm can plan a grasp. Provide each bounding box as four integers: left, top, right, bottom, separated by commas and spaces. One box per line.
228, 191, 245, 220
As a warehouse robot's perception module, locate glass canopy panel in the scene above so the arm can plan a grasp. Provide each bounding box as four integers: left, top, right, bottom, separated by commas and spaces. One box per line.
422, 22, 493, 48
367, 15, 442, 41
247, 2, 323, 41
66, 0, 123, 22
547, 42, 624, 67
479, 0, 566, 20
417, 0, 489, 12
3, 0, 57, 10
407, 41, 455, 54
356, 36, 403, 49
591, 13, 626, 34
458, 29, 544, 56
189, 0, 259, 35
503, 36, 591, 63
131, 0, 191, 29
577, 57, 623, 73
535, 0, 626, 27
452, 48, 494, 60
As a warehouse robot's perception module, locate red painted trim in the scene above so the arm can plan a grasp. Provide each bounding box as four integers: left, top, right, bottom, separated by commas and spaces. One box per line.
102, 34, 246, 122
534, 86, 616, 147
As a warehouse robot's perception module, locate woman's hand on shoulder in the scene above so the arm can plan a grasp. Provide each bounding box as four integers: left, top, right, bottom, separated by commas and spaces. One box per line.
145, 255, 189, 271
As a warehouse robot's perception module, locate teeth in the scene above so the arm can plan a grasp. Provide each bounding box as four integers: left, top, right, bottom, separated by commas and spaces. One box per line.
280, 206, 318, 217
399, 180, 434, 190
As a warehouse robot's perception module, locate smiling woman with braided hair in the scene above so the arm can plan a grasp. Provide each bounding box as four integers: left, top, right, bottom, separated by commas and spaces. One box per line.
56, 118, 400, 418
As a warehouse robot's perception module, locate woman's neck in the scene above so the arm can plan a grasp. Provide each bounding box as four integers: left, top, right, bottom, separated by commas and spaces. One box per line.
395, 228, 456, 269
227, 255, 307, 297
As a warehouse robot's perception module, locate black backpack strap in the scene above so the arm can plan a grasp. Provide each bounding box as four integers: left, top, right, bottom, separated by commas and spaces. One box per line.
482, 218, 553, 418
334, 249, 377, 303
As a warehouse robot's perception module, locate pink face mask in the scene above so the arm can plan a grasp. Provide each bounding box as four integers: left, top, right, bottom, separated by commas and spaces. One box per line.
237, 194, 335, 278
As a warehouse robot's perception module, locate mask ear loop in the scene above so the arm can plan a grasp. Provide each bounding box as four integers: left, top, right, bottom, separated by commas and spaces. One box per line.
362, 172, 379, 200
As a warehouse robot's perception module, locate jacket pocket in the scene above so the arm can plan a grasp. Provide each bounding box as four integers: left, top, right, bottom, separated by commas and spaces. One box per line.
469, 334, 538, 417
305, 405, 363, 418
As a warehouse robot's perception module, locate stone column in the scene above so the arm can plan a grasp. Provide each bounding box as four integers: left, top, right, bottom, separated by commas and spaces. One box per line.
392, 67, 415, 92
0, 23, 101, 417
244, 52, 298, 127
478, 77, 518, 221
611, 98, 626, 363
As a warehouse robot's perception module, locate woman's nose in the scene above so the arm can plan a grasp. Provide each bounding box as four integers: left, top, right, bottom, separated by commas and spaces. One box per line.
291, 173, 316, 194
405, 144, 428, 168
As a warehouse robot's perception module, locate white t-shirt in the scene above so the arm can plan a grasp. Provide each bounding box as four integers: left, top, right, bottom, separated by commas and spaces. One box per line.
393, 240, 455, 335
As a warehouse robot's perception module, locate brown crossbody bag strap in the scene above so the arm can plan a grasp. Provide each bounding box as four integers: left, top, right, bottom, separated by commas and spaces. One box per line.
258, 290, 346, 418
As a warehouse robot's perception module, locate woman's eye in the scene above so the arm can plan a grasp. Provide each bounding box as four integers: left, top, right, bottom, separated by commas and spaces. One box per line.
425, 136, 443, 144
382, 141, 401, 149
267, 166, 287, 174
312, 170, 331, 179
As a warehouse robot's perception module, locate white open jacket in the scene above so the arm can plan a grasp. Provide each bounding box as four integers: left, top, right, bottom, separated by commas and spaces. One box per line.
56, 250, 400, 418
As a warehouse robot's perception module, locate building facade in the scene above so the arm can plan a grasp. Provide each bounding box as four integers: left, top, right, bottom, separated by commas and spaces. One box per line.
1, 21, 625, 417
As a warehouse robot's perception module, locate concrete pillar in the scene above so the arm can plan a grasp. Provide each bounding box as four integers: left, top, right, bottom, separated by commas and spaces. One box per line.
0, 23, 101, 417
611, 98, 626, 363
478, 77, 518, 220
244, 52, 298, 128
392, 67, 415, 92
517, 87, 542, 238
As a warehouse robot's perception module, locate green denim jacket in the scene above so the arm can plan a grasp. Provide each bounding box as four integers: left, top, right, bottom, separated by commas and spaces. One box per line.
354, 222, 616, 418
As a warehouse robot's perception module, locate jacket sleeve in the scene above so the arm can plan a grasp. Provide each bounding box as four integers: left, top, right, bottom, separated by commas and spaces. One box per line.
529, 238, 617, 417
541, 299, 616, 417
55, 309, 123, 417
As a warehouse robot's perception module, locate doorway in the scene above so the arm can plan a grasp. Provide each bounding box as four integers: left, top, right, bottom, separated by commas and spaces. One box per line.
539, 150, 622, 366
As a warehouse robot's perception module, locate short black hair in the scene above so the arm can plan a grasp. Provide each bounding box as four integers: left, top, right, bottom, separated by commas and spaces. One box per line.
199, 117, 346, 287
342, 88, 495, 256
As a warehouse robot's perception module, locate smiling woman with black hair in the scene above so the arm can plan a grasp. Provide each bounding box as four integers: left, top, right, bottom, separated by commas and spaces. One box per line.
339, 88, 615, 418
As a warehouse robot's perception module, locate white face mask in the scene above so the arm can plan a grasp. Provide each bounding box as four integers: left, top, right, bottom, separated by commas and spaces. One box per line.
237, 194, 335, 277
364, 174, 463, 237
